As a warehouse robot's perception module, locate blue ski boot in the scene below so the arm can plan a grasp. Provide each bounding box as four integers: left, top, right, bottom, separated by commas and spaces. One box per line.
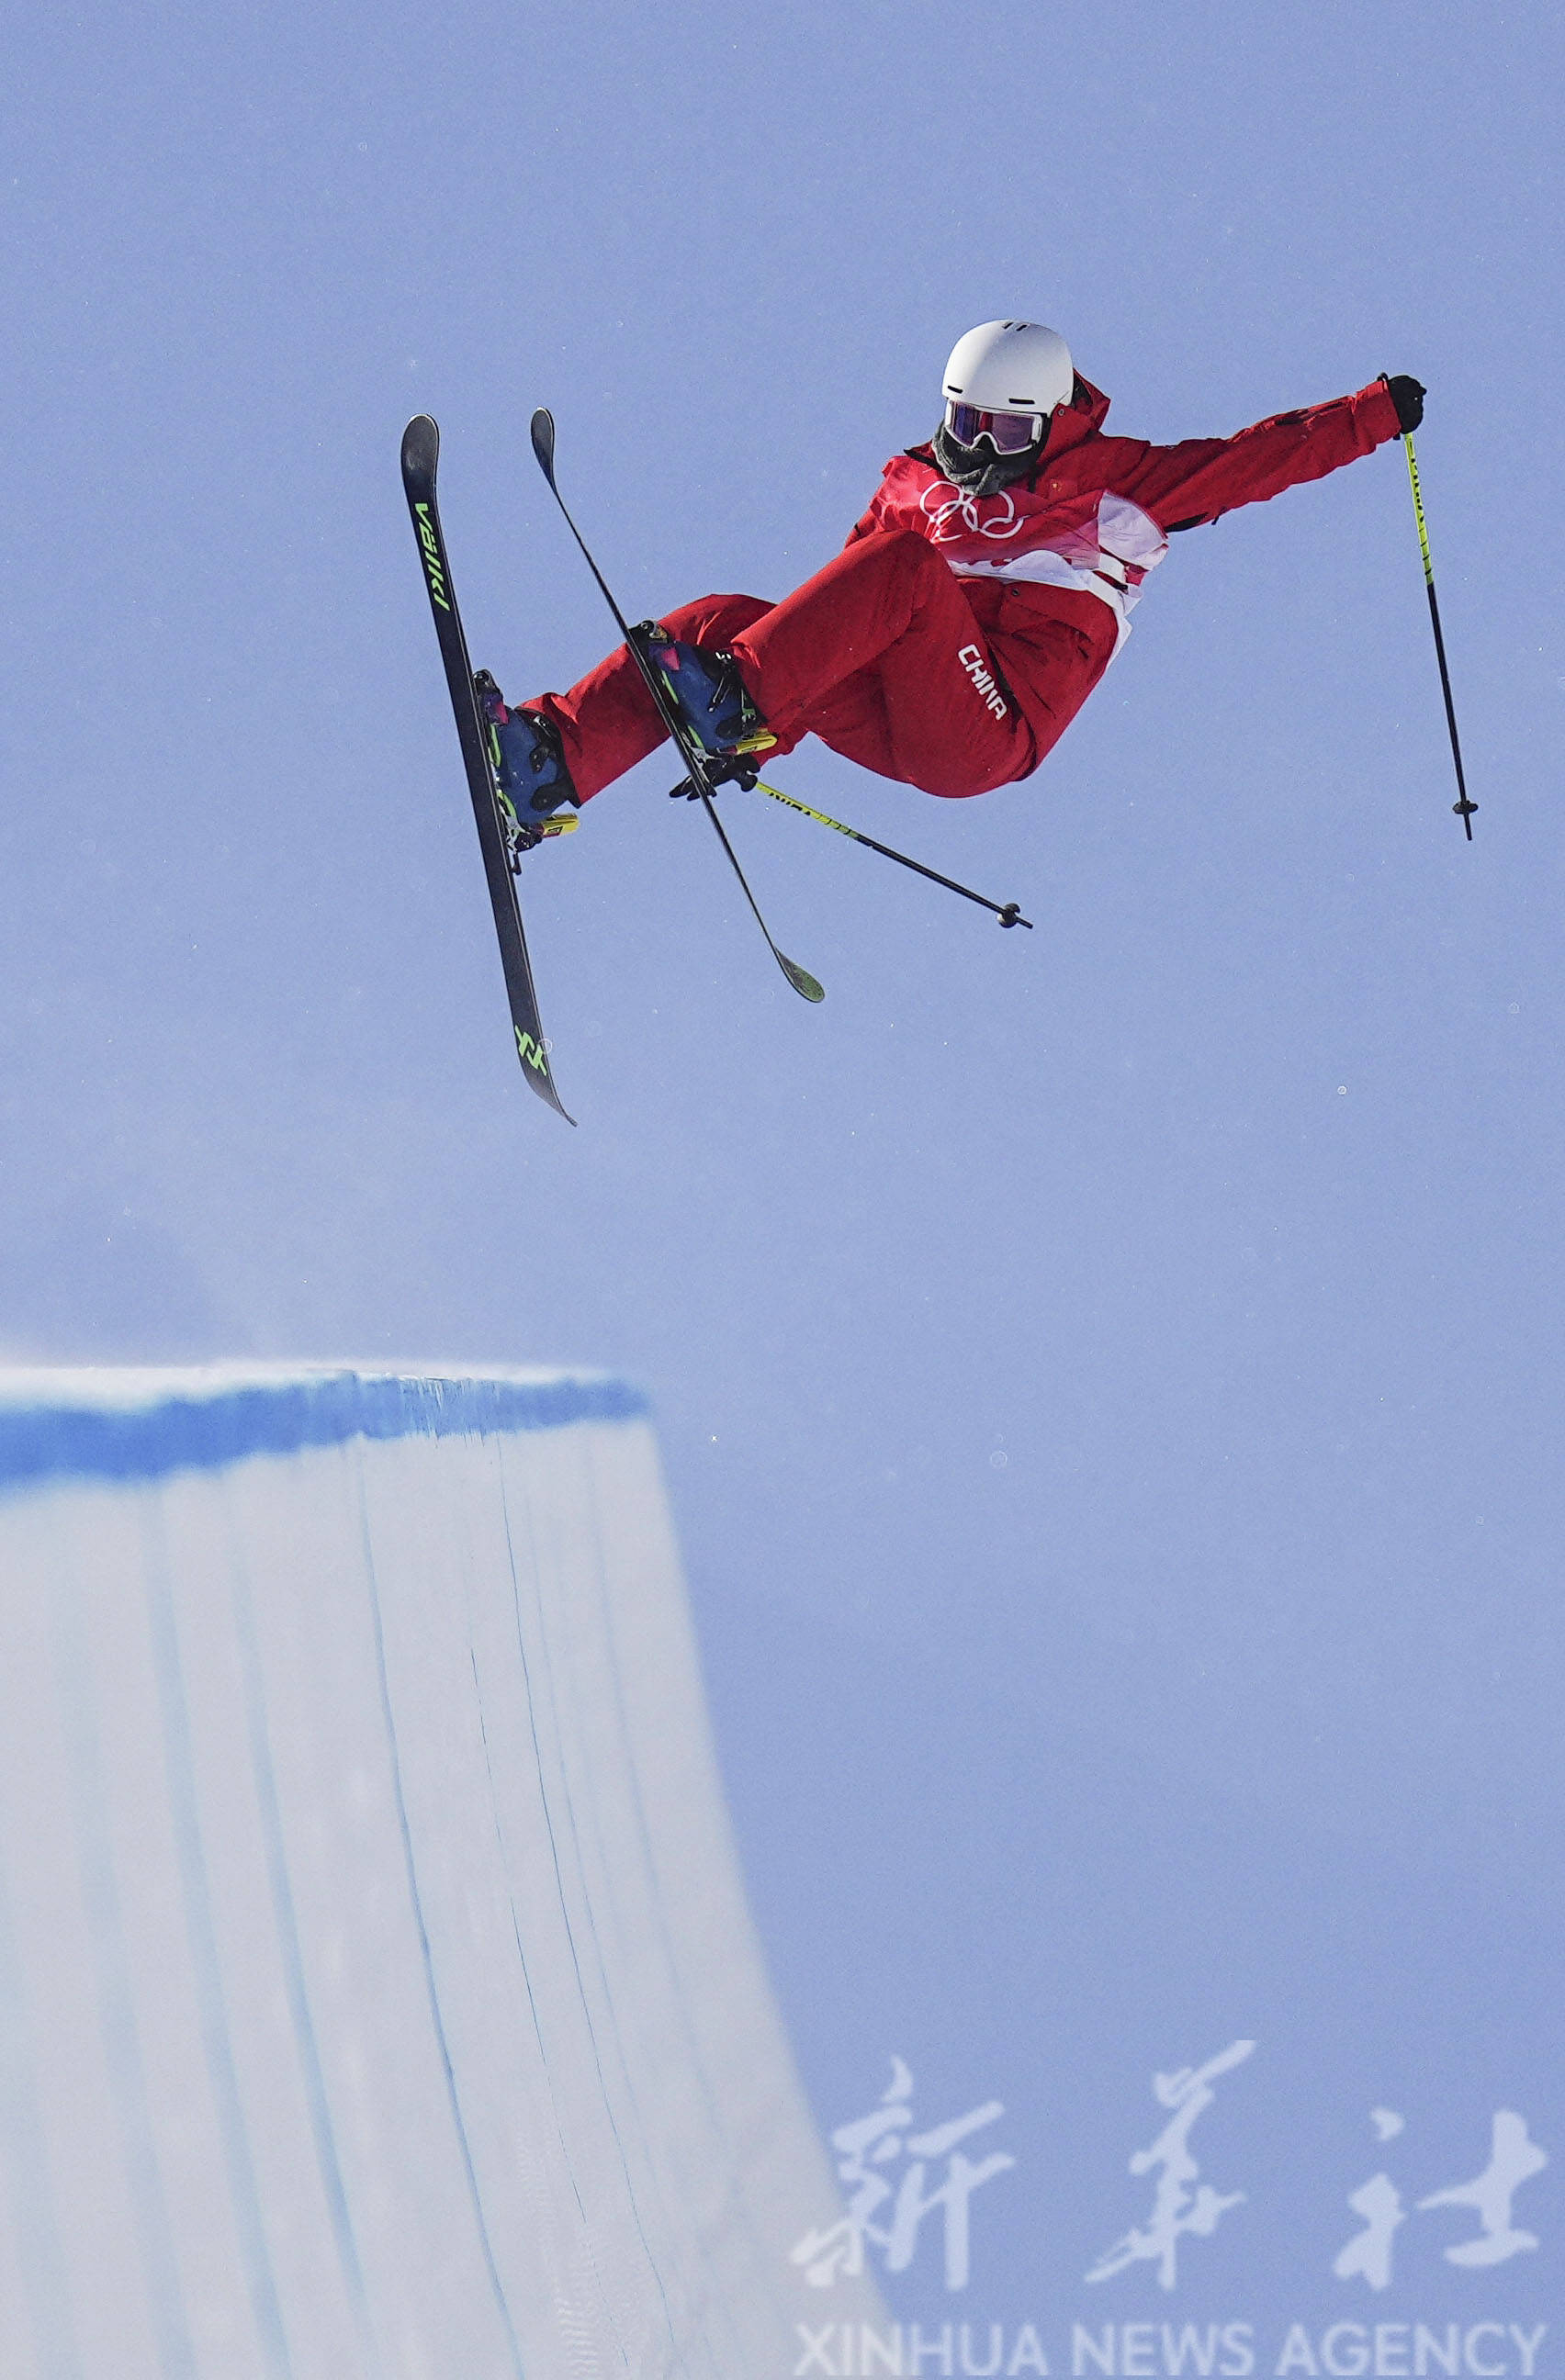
630, 623, 776, 779
476, 673, 579, 845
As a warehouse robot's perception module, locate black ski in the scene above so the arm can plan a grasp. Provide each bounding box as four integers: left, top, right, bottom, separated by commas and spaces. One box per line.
529, 408, 825, 1006
400, 413, 574, 1123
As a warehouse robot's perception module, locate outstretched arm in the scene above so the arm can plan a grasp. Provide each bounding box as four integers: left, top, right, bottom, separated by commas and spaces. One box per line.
1113, 377, 1407, 532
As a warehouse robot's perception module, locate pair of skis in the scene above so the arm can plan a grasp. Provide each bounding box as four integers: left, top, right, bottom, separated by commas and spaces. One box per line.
400, 410, 817, 1128
401, 410, 1030, 1124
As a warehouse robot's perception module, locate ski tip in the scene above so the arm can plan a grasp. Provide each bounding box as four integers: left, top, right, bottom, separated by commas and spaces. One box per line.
401, 413, 439, 476
783, 960, 827, 1005
529, 408, 557, 484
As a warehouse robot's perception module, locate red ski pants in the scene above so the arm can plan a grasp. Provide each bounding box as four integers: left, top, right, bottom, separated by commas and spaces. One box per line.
529, 528, 1042, 803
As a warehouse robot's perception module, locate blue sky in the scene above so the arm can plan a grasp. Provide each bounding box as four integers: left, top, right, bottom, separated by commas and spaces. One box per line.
4, 0, 1561, 2330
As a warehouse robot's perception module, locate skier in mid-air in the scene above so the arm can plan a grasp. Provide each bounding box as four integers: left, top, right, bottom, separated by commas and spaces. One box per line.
482, 320, 1424, 825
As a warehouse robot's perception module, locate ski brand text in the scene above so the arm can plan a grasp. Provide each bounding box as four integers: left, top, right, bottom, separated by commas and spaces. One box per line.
414, 502, 452, 612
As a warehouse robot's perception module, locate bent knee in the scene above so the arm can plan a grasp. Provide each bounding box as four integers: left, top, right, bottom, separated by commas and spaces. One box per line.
659, 592, 775, 644
881, 525, 949, 578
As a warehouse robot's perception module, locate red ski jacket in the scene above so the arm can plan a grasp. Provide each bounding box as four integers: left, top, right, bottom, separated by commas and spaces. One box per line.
845, 374, 1403, 762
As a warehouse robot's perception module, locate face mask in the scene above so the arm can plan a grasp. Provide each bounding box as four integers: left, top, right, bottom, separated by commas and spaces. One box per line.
931, 417, 1045, 496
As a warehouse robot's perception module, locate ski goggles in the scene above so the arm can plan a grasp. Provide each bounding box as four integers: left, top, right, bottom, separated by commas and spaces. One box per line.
944, 400, 1044, 454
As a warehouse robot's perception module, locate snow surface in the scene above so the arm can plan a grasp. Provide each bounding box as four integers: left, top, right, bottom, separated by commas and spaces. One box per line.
0, 1365, 880, 2379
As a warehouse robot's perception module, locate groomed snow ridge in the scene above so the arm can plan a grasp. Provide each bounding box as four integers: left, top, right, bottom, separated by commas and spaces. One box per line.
0, 1364, 878, 2380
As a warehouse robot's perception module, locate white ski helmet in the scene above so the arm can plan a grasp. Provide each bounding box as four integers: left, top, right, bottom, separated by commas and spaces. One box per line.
941, 319, 1075, 434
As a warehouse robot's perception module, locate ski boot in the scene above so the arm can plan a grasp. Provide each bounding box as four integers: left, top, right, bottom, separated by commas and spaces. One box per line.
630, 623, 776, 786
475, 671, 580, 853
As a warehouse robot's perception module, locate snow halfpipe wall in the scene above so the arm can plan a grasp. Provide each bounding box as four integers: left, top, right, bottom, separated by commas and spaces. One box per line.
0, 1365, 877, 2380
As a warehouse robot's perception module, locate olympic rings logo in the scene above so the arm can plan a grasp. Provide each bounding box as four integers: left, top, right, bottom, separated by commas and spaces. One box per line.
919, 479, 1027, 543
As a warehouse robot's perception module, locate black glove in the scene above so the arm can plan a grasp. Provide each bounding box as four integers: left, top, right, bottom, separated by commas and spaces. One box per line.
1385, 375, 1425, 433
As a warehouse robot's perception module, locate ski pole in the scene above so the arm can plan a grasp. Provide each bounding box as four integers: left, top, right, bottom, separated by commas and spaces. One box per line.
1390, 390, 1476, 839
749, 780, 1032, 929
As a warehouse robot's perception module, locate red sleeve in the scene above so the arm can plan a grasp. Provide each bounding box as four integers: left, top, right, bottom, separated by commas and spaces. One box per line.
1110, 379, 1402, 531
842, 494, 884, 545
842, 447, 935, 546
